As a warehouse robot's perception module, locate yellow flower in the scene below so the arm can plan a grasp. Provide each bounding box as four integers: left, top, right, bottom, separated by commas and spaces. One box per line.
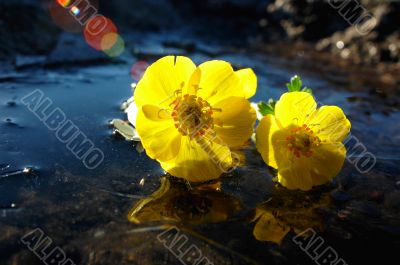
256, 92, 351, 191
134, 56, 257, 182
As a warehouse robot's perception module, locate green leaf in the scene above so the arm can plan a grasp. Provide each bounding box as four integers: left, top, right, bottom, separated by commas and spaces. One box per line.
258, 100, 275, 116
267, 98, 276, 109
286, 75, 314, 94
286, 75, 302, 92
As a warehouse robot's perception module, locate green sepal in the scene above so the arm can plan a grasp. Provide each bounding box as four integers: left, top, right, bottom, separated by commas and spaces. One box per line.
258, 99, 276, 116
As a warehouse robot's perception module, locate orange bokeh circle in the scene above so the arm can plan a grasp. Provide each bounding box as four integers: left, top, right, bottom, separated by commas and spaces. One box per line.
83, 15, 118, 51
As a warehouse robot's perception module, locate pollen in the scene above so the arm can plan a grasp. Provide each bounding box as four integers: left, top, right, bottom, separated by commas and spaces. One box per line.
170, 93, 220, 139
285, 124, 321, 158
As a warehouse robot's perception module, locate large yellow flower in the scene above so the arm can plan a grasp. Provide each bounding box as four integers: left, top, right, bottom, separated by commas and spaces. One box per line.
134, 56, 257, 182
256, 92, 351, 191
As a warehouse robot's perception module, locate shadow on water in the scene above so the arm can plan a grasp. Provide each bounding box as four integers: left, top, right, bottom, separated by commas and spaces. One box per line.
0, 31, 399, 265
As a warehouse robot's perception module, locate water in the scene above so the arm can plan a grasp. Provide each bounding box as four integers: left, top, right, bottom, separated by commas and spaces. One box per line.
0, 31, 399, 265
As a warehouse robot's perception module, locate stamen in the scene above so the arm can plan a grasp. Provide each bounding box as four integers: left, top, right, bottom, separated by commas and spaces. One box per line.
285, 124, 321, 158
170, 93, 215, 139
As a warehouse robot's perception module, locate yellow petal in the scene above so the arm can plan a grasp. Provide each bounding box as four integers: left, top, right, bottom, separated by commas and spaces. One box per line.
276, 142, 346, 191
236, 68, 257, 98
256, 115, 284, 169
160, 135, 232, 182
308, 106, 351, 142
134, 56, 196, 108
197, 60, 255, 104
212, 96, 256, 147
276, 156, 314, 191
275, 92, 317, 128
308, 142, 347, 186
186, 67, 202, 95
136, 107, 181, 161
253, 211, 290, 244
142, 104, 171, 120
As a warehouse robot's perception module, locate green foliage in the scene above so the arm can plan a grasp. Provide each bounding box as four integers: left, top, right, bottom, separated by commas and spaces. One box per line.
258, 75, 313, 117
287, 75, 302, 92
286, 75, 313, 94
258, 99, 276, 116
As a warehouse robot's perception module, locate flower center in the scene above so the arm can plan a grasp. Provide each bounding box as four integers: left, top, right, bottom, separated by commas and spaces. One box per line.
171, 94, 220, 139
286, 124, 321, 158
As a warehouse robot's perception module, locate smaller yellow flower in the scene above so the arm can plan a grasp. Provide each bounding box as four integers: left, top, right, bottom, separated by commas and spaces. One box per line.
134, 56, 257, 182
256, 92, 351, 191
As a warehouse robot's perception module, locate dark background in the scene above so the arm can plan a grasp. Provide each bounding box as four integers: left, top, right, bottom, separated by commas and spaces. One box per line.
1, 0, 399, 65
0, 1, 399, 265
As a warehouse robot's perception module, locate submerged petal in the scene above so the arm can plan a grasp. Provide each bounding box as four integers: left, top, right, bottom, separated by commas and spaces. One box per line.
134, 56, 196, 108
213, 96, 256, 147
275, 92, 317, 128
253, 211, 290, 244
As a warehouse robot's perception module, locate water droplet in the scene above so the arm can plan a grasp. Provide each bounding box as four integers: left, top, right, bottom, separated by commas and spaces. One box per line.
23, 167, 33, 174
139, 178, 145, 187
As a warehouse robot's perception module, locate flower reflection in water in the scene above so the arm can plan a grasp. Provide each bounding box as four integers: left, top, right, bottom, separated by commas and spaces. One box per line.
250, 187, 331, 244
128, 176, 243, 225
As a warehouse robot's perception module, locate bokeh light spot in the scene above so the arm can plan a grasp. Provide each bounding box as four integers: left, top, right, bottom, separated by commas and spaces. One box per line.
84, 15, 117, 51
130, 61, 149, 81
70, 6, 80, 15
57, 0, 71, 7
103, 35, 125, 58
101, 32, 119, 51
